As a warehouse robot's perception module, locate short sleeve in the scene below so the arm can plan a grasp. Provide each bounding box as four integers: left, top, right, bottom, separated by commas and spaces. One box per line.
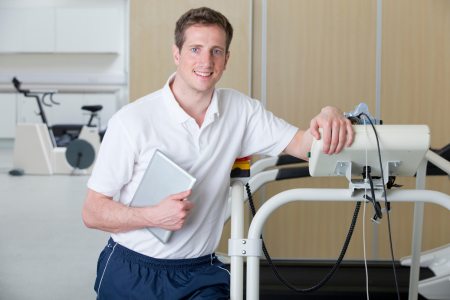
87, 114, 137, 197
239, 99, 298, 158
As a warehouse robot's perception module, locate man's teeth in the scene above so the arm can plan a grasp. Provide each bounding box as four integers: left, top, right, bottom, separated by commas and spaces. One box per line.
195, 71, 212, 77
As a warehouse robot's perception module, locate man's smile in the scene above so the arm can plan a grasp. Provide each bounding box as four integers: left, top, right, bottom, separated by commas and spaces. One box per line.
193, 70, 213, 77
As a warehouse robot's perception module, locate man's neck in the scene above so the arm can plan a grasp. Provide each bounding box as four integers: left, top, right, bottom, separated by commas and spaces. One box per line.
170, 79, 214, 127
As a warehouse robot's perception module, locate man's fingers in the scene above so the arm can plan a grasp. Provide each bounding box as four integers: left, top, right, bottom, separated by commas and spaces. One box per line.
346, 121, 354, 146
309, 106, 354, 155
335, 122, 348, 153
328, 122, 340, 154
324, 119, 355, 154
321, 125, 332, 153
310, 119, 321, 140
172, 190, 191, 200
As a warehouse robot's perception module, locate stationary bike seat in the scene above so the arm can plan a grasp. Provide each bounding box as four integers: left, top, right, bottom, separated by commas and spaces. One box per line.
81, 105, 103, 113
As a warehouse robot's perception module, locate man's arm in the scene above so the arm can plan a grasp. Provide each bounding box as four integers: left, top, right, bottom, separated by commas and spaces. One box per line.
284, 106, 354, 160
82, 189, 194, 233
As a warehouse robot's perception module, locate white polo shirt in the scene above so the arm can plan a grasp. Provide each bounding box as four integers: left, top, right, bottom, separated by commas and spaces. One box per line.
87, 74, 298, 259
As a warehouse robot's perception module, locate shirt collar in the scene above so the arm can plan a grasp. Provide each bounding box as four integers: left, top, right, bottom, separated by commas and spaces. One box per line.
205, 90, 220, 122
162, 73, 220, 124
162, 73, 192, 124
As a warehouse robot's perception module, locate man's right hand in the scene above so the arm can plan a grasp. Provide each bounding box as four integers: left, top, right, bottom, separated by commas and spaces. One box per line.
151, 190, 194, 231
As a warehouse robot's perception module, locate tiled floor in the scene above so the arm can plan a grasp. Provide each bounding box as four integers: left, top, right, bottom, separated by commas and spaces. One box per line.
0, 146, 108, 300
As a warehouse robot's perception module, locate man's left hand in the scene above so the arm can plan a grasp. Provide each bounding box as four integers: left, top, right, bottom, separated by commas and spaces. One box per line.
310, 106, 354, 154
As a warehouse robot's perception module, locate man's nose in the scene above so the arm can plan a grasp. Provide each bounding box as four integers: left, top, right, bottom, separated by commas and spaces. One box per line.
199, 51, 213, 64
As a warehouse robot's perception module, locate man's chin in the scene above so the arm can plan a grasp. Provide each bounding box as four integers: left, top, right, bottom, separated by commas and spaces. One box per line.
192, 79, 217, 91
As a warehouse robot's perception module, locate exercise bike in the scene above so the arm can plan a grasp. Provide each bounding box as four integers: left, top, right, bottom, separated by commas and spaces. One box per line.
10, 77, 102, 175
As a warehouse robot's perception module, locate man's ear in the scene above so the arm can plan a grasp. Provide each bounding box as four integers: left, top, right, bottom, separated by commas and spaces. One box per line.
172, 44, 181, 65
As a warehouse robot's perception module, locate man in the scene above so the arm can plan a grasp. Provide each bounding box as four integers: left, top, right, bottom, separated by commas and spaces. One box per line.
82, 7, 354, 300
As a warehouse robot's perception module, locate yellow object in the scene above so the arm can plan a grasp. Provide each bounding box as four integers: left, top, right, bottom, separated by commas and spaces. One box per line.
231, 156, 251, 178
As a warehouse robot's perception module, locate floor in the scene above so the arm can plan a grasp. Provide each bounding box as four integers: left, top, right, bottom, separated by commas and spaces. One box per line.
0, 145, 108, 300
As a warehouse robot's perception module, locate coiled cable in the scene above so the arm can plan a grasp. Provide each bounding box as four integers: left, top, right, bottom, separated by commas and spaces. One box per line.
245, 183, 361, 293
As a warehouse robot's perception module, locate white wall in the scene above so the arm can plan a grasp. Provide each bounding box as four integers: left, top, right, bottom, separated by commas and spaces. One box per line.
0, 0, 129, 137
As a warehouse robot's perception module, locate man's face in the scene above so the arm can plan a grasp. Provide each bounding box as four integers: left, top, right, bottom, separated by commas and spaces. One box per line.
172, 24, 229, 95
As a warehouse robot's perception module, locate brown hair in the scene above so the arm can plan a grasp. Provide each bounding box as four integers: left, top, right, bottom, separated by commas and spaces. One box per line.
175, 7, 233, 52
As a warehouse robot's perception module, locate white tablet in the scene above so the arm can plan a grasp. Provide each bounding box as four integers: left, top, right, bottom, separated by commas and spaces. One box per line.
130, 150, 196, 243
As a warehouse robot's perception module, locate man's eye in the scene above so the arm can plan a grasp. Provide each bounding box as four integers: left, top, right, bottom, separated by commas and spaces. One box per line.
213, 49, 224, 56
190, 48, 199, 53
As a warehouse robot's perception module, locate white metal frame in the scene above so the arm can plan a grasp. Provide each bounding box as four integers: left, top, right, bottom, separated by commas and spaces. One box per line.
228, 151, 450, 300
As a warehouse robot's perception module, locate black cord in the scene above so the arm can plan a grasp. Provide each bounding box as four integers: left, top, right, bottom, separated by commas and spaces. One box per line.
362, 166, 383, 222
245, 183, 361, 293
358, 112, 401, 300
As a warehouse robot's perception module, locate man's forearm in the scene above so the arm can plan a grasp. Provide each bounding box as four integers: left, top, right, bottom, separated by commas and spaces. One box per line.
82, 189, 151, 233
284, 129, 314, 161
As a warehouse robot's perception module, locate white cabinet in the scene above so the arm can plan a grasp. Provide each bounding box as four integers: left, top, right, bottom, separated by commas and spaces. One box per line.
56, 8, 120, 53
0, 8, 55, 53
0, 93, 17, 138
0, 7, 121, 53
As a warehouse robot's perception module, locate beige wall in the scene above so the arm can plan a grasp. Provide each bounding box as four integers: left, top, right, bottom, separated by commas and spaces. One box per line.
130, 0, 251, 101
378, 0, 450, 258
130, 0, 450, 259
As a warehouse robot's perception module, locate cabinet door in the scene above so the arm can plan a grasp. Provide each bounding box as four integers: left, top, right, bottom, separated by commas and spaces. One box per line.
55, 8, 121, 53
0, 93, 17, 138
0, 8, 55, 53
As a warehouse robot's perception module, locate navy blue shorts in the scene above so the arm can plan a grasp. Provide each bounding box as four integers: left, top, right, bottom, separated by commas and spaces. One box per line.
94, 238, 230, 300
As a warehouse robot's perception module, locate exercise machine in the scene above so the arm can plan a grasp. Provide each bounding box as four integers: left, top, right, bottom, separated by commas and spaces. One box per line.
225, 154, 437, 299
401, 243, 450, 300
10, 77, 101, 175
227, 119, 450, 299
400, 144, 450, 300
